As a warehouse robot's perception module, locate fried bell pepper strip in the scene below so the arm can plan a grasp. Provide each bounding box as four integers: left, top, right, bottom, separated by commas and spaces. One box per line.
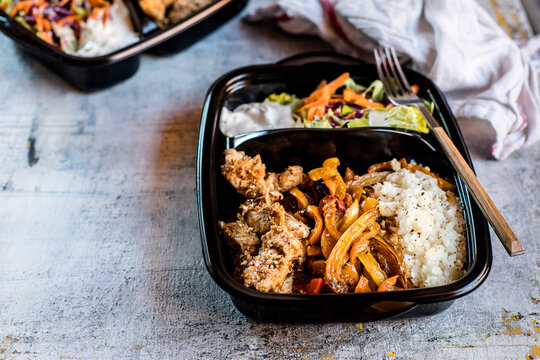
289, 187, 309, 209
320, 196, 343, 241
344, 167, 355, 183
339, 198, 360, 233
341, 262, 359, 290
325, 209, 377, 293
360, 197, 379, 213
309, 158, 347, 200
357, 249, 387, 287
323, 157, 340, 170
305, 205, 324, 245
321, 229, 337, 259
307, 244, 322, 257
373, 236, 400, 264
311, 259, 326, 277
377, 275, 399, 292
348, 171, 390, 194
372, 236, 406, 289
354, 275, 371, 293
304, 278, 325, 294
367, 160, 394, 173
349, 232, 370, 269
324, 179, 338, 196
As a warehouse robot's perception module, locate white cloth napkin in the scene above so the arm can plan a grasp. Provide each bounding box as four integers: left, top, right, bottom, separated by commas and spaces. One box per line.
246, 0, 540, 160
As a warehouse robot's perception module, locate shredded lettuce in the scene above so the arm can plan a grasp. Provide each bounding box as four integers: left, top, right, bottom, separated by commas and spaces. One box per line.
303, 119, 333, 129
362, 80, 385, 102
342, 78, 366, 92
15, 16, 33, 31
72, 5, 88, 19
369, 106, 429, 133
304, 105, 429, 133
348, 116, 370, 128
265, 92, 296, 105
340, 105, 354, 116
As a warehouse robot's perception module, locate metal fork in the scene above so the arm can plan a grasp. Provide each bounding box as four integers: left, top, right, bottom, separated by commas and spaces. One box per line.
374, 46, 525, 256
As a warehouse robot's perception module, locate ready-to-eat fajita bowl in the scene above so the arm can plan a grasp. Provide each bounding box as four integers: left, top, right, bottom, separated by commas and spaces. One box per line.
196, 54, 492, 322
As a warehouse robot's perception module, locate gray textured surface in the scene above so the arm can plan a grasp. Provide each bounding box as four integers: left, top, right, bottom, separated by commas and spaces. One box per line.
0, 1, 539, 359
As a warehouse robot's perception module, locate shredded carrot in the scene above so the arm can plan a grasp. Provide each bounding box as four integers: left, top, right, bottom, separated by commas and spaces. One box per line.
299, 73, 352, 121
385, 104, 394, 110
326, 72, 350, 94
410, 84, 420, 94
343, 89, 384, 108
89, 7, 101, 19
58, 0, 70, 6
304, 73, 348, 105
307, 107, 317, 122
299, 97, 328, 111
87, 0, 107, 8
101, 4, 110, 24
42, 18, 52, 31
0, 2, 8, 10
10, 1, 33, 16
37, 30, 54, 45
36, 15, 43, 31
57, 14, 79, 25
315, 80, 327, 91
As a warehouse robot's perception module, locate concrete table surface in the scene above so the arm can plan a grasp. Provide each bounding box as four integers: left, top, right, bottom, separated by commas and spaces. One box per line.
0, 1, 539, 359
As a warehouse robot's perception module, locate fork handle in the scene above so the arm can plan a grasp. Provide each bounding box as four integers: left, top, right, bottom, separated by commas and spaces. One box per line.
425, 117, 525, 256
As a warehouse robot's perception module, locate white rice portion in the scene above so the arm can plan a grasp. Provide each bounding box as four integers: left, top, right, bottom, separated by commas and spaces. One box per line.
372, 161, 467, 288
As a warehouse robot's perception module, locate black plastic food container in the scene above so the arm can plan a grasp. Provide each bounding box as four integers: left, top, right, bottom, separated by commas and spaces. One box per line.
196, 53, 492, 322
0, 0, 247, 91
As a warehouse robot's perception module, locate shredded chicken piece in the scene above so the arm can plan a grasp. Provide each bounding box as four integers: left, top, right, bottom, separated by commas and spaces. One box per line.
221, 149, 304, 202
278, 165, 304, 192
242, 225, 306, 293
219, 220, 260, 258
220, 149, 310, 293
239, 200, 310, 238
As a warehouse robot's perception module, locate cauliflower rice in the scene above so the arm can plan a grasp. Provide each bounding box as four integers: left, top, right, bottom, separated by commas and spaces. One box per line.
373, 160, 467, 288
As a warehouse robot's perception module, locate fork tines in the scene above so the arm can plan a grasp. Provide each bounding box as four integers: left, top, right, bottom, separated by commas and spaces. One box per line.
374, 47, 413, 98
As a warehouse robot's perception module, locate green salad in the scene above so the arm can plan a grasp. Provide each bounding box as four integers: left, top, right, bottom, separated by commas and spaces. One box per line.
263, 72, 433, 134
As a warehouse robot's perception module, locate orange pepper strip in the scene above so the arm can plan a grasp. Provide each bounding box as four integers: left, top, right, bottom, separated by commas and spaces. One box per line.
354, 275, 371, 293
377, 275, 399, 292
305, 206, 324, 245
325, 209, 377, 293
305, 278, 325, 294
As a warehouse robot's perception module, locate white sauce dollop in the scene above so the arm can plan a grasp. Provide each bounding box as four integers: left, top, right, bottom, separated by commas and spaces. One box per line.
73, 0, 138, 57
220, 102, 297, 137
